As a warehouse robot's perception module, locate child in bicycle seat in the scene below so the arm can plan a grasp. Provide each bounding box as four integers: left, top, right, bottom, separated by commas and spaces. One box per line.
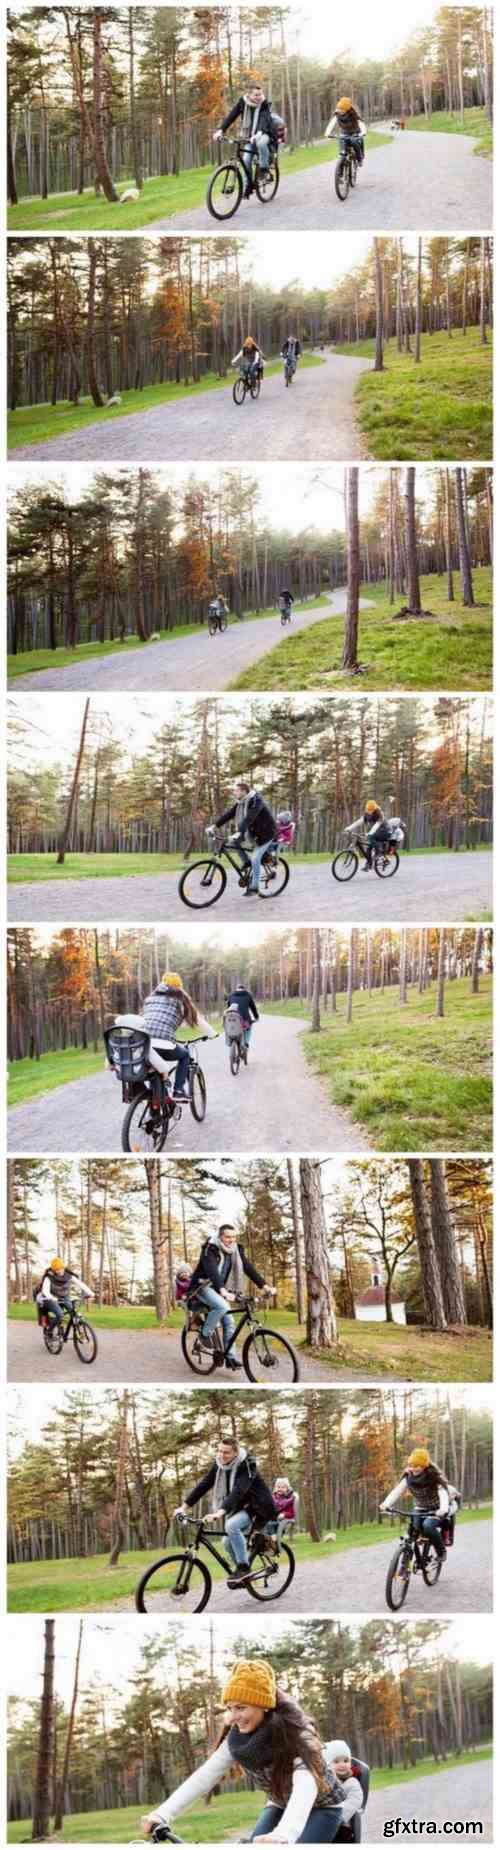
142, 970, 214, 1101
214, 79, 285, 197
324, 1741, 364, 1828
35, 1256, 92, 1327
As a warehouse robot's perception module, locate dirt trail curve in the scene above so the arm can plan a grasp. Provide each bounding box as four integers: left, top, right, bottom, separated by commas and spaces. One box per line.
8, 351, 369, 465
9, 851, 492, 925
206, 1517, 492, 1616
9, 590, 373, 694
149, 130, 492, 234
7, 1013, 371, 1156
7, 1319, 336, 1384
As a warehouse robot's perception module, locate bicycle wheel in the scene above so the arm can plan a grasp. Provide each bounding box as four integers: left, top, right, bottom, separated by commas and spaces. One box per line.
250, 375, 261, 400
206, 161, 243, 220
331, 850, 358, 882
350, 153, 358, 186
121, 1092, 170, 1153
254, 161, 279, 203
136, 1552, 211, 1614
233, 377, 246, 404
385, 1544, 412, 1610
422, 1544, 443, 1587
246, 1540, 295, 1602
230, 1040, 241, 1074
243, 1327, 299, 1384
42, 1324, 63, 1356
258, 854, 290, 899
181, 1323, 218, 1375
189, 1063, 207, 1122
73, 1319, 98, 1364
178, 859, 226, 909
335, 156, 349, 201
374, 850, 399, 879
219, 615, 228, 631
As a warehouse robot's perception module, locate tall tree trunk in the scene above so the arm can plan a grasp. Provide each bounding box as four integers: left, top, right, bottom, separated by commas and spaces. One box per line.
299, 1159, 338, 1349
57, 699, 90, 862
454, 468, 475, 605
310, 929, 321, 1032
444, 469, 454, 599
92, 10, 119, 201
408, 1160, 446, 1330
85, 241, 104, 406
404, 467, 421, 613
286, 1158, 305, 1325
108, 1390, 130, 1565
342, 467, 360, 670
430, 1161, 466, 1324
435, 928, 446, 1018
471, 926, 483, 993
414, 237, 422, 362
128, 7, 143, 188
53, 1620, 83, 1830
32, 1620, 55, 1840
373, 239, 384, 371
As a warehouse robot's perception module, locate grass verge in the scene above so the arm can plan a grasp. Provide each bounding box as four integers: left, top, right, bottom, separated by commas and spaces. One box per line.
7, 354, 324, 452
405, 106, 493, 157
229, 569, 493, 692
6, 596, 330, 682
8, 841, 490, 884
333, 329, 492, 461
307, 1317, 492, 1383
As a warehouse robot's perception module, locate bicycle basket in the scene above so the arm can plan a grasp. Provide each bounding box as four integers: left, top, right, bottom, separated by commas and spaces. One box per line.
104, 1025, 150, 1082
224, 1005, 244, 1042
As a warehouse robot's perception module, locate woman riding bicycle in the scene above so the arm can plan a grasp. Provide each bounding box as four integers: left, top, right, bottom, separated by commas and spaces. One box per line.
380, 1446, 459, 1559
213, 79, 284, 198
34, 1256, 92, 1328
345, 799, 393, 871
232, 334, 266, 384
188, 1223, 275, 1371
142, 971, 214, 1101
174, 1436, 277, 1588
142, 1657, 354, 1842
324, 96, 366, 164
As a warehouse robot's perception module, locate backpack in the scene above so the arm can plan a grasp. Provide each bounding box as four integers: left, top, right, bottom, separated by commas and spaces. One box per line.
224, 1004, 245, 1041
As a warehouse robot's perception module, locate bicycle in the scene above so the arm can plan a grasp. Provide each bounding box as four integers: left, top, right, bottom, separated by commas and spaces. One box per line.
181, 1291, 300, 1382
278, 599, 293, 625
135, 1510, 296, 1613
178, 826, 290, 908
383, 1506, 452, 1610
331, 829, 400, 882
104, 1024, 212, 1152
233, 361, 262, 406
335, 134, 362, 202
36, 1294, 98, 1364
225, 1007, 250, 1074
207, 136, 280, 220
284, 354, 294, 386
208, 608, 228, 635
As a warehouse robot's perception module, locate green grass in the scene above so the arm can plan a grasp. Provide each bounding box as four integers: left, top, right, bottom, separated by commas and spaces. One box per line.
8, 1046, 105, 1109
6, 131, 390, 232
335, 328, 492, 461
229, 568, 493, 692
9, 839, 486, 884
310, 1317, 492, 1383
405, 106, 493, 157
7, 353, 324, 452
7, 596, 331, 681
8, 1298, 301, 1333
7, 1508, 492, 1613
7, 1749, 493, 1841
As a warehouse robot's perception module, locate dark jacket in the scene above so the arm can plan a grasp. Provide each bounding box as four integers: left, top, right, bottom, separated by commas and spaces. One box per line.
404, 1463, 451, 1512
281, 339, 301, 358
189, 1238, 265, 1295
185, 1453, 276, 1522
226, 987, 259, 1024
217, 791, 277, 846
221, 95, 279, 143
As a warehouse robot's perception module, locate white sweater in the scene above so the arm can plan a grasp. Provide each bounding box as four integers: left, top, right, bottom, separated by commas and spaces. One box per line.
149, 1736, 333, 1843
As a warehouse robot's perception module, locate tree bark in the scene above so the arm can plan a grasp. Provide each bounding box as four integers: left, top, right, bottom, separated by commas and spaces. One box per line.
299, 1159, 338, 1349
32, 1619, 55, 1840
57, 699, 90, 862
342, 467, 360, 670
404, 467, 421, 613
53, 1620, 83, 1830
408, 1159, 446, 1330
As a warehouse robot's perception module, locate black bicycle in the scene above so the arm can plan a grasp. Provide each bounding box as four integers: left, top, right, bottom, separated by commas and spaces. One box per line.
135, 1511, 295, 1613
207, 136, 280, 220
104, 1025, 211, 1152
181, 1292, 300, 1383
279, 598, 293, 624
332, 829, 400, 882
233, 361, 262, 405
335, 135, 362, 201
37, 1294, 98, 1365
384, 1506, 452, 1610
284, 354, 294, 386
208, 608, 228, 635
178, 827, 290, 908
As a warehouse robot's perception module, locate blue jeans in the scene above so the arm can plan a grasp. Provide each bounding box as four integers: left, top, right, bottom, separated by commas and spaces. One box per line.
411, 1512, 445, 1558
152, 1041, 190, 1093
197, 1284, 235, 1346
243, 132, 270, 177
44, 1294, 72, 1326
225, 1508, 251, 1567
249, 837, 275, 891
251, 1803, 344, 1841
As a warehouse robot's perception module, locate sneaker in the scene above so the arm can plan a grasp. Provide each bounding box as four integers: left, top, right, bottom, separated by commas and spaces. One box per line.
243, 181, 253, 199
172, 1088, 188, 1101
244, 887, 258, 897
225, 1354, 243, 1370
197, 1334, 215, 1353
227, 1564, 251, 1587
360, 862, 371, 872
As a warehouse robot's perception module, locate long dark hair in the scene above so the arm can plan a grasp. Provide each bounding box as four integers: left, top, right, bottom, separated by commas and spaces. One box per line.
214, 1689, 326, 1809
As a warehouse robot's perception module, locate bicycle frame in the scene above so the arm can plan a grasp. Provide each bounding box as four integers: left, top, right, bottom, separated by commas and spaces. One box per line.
390, 1506, 443, 1565
43, 1298, 84, 1344
186, 1294, 261, 1361
176, 1513, 288, 1583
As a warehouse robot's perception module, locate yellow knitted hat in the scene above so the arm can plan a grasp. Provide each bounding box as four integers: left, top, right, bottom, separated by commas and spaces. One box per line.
222, 1660, 277, 1709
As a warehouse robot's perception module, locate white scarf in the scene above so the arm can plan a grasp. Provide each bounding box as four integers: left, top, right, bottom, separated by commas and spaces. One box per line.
213, 1446, 249, 1510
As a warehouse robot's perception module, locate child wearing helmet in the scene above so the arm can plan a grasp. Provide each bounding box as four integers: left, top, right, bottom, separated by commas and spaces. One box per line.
142, 972, 215, 1101
34, 1257, 92, 1327
380, 1447, 459, 1560
324, 96, 366, 162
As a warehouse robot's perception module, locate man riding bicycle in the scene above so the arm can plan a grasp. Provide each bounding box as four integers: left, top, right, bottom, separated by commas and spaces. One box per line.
380, 1446, 459, 1560
34, 1256, 92, 1327
188, 1222, 275, 1372
345, 799, 393, 871
232, 334, 265, 385
279, 586, 294, 616
175, 1432, 278, 1587
213, 78, 285, 198
208, 593, 229, 629
281, 335, 301, 378
216, 778, 278, 895
325, 96, 366, 164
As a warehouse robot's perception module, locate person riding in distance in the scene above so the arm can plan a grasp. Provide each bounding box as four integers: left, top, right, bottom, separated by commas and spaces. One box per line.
142, 1658, 350, 1842
142, 971, 214, 1101
216, 778, 278, 895
345, 799, 392, 871
174, 1438, 277, 1588
225, 979, 260, 1046
324, 95, 366, 163
188, 1221, 275, 1371
279, 586, 294, 613
380, 1446, 459, 1560
281, 336, 301, 374
209, 592, 229, 625
232, 334, 266, 380
213, 78, 285, 197
35, 1256, 92, 1327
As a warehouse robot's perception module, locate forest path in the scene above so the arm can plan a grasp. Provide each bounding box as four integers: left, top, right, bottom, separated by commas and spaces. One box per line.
9, 590, 373, 693
7, 1013, 372, 1156
149, 129, 492, 234
364, 1762, 492, 1843
8, 851, 493, 924
7, 1319, 336, 1384
8, 351, 369, 464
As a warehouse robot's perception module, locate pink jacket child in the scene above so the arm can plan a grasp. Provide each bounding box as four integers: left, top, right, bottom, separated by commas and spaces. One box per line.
273, 1476, 299, 1522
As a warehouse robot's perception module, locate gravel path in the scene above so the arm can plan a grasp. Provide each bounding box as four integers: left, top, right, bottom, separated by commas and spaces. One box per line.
7, 1319, 335, 1384
149, 131, 492, 233
9, 590, 373, 693
7, 1013, 371, 1156
9, 351, 369, 464
9, 851, 492, 925
202, 1520, 492, 1618
365, 1761, 492, 1842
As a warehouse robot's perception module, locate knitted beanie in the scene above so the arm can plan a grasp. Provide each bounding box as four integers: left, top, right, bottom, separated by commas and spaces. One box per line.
222, 1660, 277, 1709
